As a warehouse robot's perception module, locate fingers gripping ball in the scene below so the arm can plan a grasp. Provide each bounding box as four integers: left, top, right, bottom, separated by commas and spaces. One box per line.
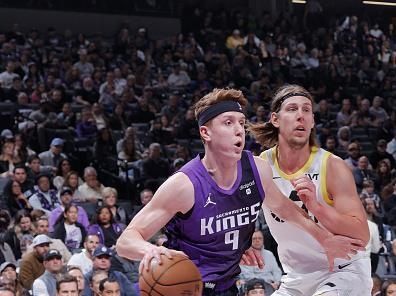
139, 254, 203, 296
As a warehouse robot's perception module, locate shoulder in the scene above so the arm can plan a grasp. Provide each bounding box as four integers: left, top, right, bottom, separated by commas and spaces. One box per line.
326, 153, 350, 173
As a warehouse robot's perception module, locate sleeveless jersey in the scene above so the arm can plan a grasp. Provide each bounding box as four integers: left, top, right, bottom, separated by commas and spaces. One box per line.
165, 150, 264, 284
261, 146, 367, 274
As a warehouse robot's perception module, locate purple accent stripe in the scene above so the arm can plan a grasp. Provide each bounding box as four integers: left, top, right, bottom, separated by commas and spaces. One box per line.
247, 152, 265, 201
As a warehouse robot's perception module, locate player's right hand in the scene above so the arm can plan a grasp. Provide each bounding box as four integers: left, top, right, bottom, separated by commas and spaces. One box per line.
321, 234, 365, 271
139, 245, 188, 273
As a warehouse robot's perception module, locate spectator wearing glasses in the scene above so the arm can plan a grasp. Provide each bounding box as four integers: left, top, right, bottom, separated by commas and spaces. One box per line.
32, 249, 64, 296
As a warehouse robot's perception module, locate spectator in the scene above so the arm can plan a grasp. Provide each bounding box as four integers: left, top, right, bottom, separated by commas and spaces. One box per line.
384, 180, 396, 214
88, 206, 124, 248
57, 103, 76, 128
4, 180, 32, 216
381, 279, 396, 296
108, 104, 128, 131
344, 141, 362, 171
56, 273, 79, 296
19, 234, 51, 289
76, 107, 98, 140
98, 278, 121, 296
371, 274, 382, 296
13, 134, 35, 166
61, 171, 85, 203
225, 29, 244, 53
0, 140, 19, 178
167, 63, 191, 89
376, 159, 394, 190
370, 96, 389, 125
336, 98, 354, 127
12, 165, 34, 198
102, 187, 127, 226
7, 210, 34, 259
243, 278, 272, 296
78, 167, 104, 203
49, 187, 89, 232
93, 128, 116, 168
26, 155, 43, 184
352, 155, 378, 192
82, 245, 135, 296
30, 216, 72, 263
141, 143, 170, 182
88, 270, 107, 296
176, 108, 199, 139
91, 103, 108, 131
73, 48, 94, 79
74, 77, 99, 106
29, 174, 60, 216
386, 129, 396, 160
0, 61, 19, 89
67, 234, 100, 274
0, 262, 28, 296
0, 277, 17, 296
51, 204, 87, 252
129, 188, 153, 221
239, 230, 282, 292
66, 266, 85, 296
38, 138, 68, 171
32, 249, 63, 296
53, 159, 73, 190
369, 139, 395, 170
336, 126, 351, 152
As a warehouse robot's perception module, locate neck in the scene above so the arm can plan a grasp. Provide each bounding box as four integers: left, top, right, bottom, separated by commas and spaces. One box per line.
201, 151, 238, 190
276, 141, 311, 174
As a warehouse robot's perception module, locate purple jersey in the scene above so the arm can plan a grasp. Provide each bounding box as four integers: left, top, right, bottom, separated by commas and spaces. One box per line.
164, 150, 264, 287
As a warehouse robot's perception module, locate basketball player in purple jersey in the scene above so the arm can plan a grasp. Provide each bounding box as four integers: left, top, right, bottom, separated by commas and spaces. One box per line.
116, 88, 365, 296
249, 84, 371, 295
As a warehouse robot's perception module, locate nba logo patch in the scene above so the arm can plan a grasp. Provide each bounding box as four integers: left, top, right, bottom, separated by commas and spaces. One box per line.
246, 188, 251, 195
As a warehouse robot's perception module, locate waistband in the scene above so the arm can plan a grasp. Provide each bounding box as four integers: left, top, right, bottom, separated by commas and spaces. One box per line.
203, 278, 236, 292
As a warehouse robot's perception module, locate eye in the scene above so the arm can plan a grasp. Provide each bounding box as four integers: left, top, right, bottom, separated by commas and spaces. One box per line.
225, 120, 232, 125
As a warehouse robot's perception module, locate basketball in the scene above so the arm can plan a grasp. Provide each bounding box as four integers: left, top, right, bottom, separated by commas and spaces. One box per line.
139, 254, 203, 296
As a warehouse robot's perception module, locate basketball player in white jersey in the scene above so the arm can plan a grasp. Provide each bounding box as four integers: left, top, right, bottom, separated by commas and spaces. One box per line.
249, 84, 371, 296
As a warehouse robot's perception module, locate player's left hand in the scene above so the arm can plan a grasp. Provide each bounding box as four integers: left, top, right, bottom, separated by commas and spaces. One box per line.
240, 247, 264, 269
291, 176, 319, 210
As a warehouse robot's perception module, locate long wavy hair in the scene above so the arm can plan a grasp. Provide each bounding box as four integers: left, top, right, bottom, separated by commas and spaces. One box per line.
248, 84, 317, 149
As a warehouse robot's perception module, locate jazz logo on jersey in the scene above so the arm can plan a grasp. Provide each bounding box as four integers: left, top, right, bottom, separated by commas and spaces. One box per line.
204, 193, 216, 207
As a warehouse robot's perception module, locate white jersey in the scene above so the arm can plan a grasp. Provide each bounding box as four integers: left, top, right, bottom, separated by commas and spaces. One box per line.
261, 146, 368, 274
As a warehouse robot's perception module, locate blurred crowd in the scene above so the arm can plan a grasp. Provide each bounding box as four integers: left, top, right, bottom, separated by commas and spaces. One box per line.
0, 4, 394, 295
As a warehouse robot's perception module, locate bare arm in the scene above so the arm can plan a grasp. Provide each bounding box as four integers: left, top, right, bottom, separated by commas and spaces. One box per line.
255, 157, 332, 245
254, 156, 365, 270
295, 155, 369, 244
116, 172, 194, 262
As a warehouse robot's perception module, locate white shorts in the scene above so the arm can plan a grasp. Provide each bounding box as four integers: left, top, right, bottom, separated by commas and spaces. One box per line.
272, 258, 372, 296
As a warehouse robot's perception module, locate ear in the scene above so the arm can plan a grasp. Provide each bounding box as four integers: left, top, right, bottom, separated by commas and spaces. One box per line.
199, 126, 211, 142
270, 112, 280, 128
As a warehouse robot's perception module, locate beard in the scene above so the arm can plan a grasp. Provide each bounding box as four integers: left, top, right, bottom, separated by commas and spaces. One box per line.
287, 136, 310, 150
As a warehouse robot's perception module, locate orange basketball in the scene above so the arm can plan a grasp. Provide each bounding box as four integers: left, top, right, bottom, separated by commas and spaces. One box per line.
139, 254, 203, 296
